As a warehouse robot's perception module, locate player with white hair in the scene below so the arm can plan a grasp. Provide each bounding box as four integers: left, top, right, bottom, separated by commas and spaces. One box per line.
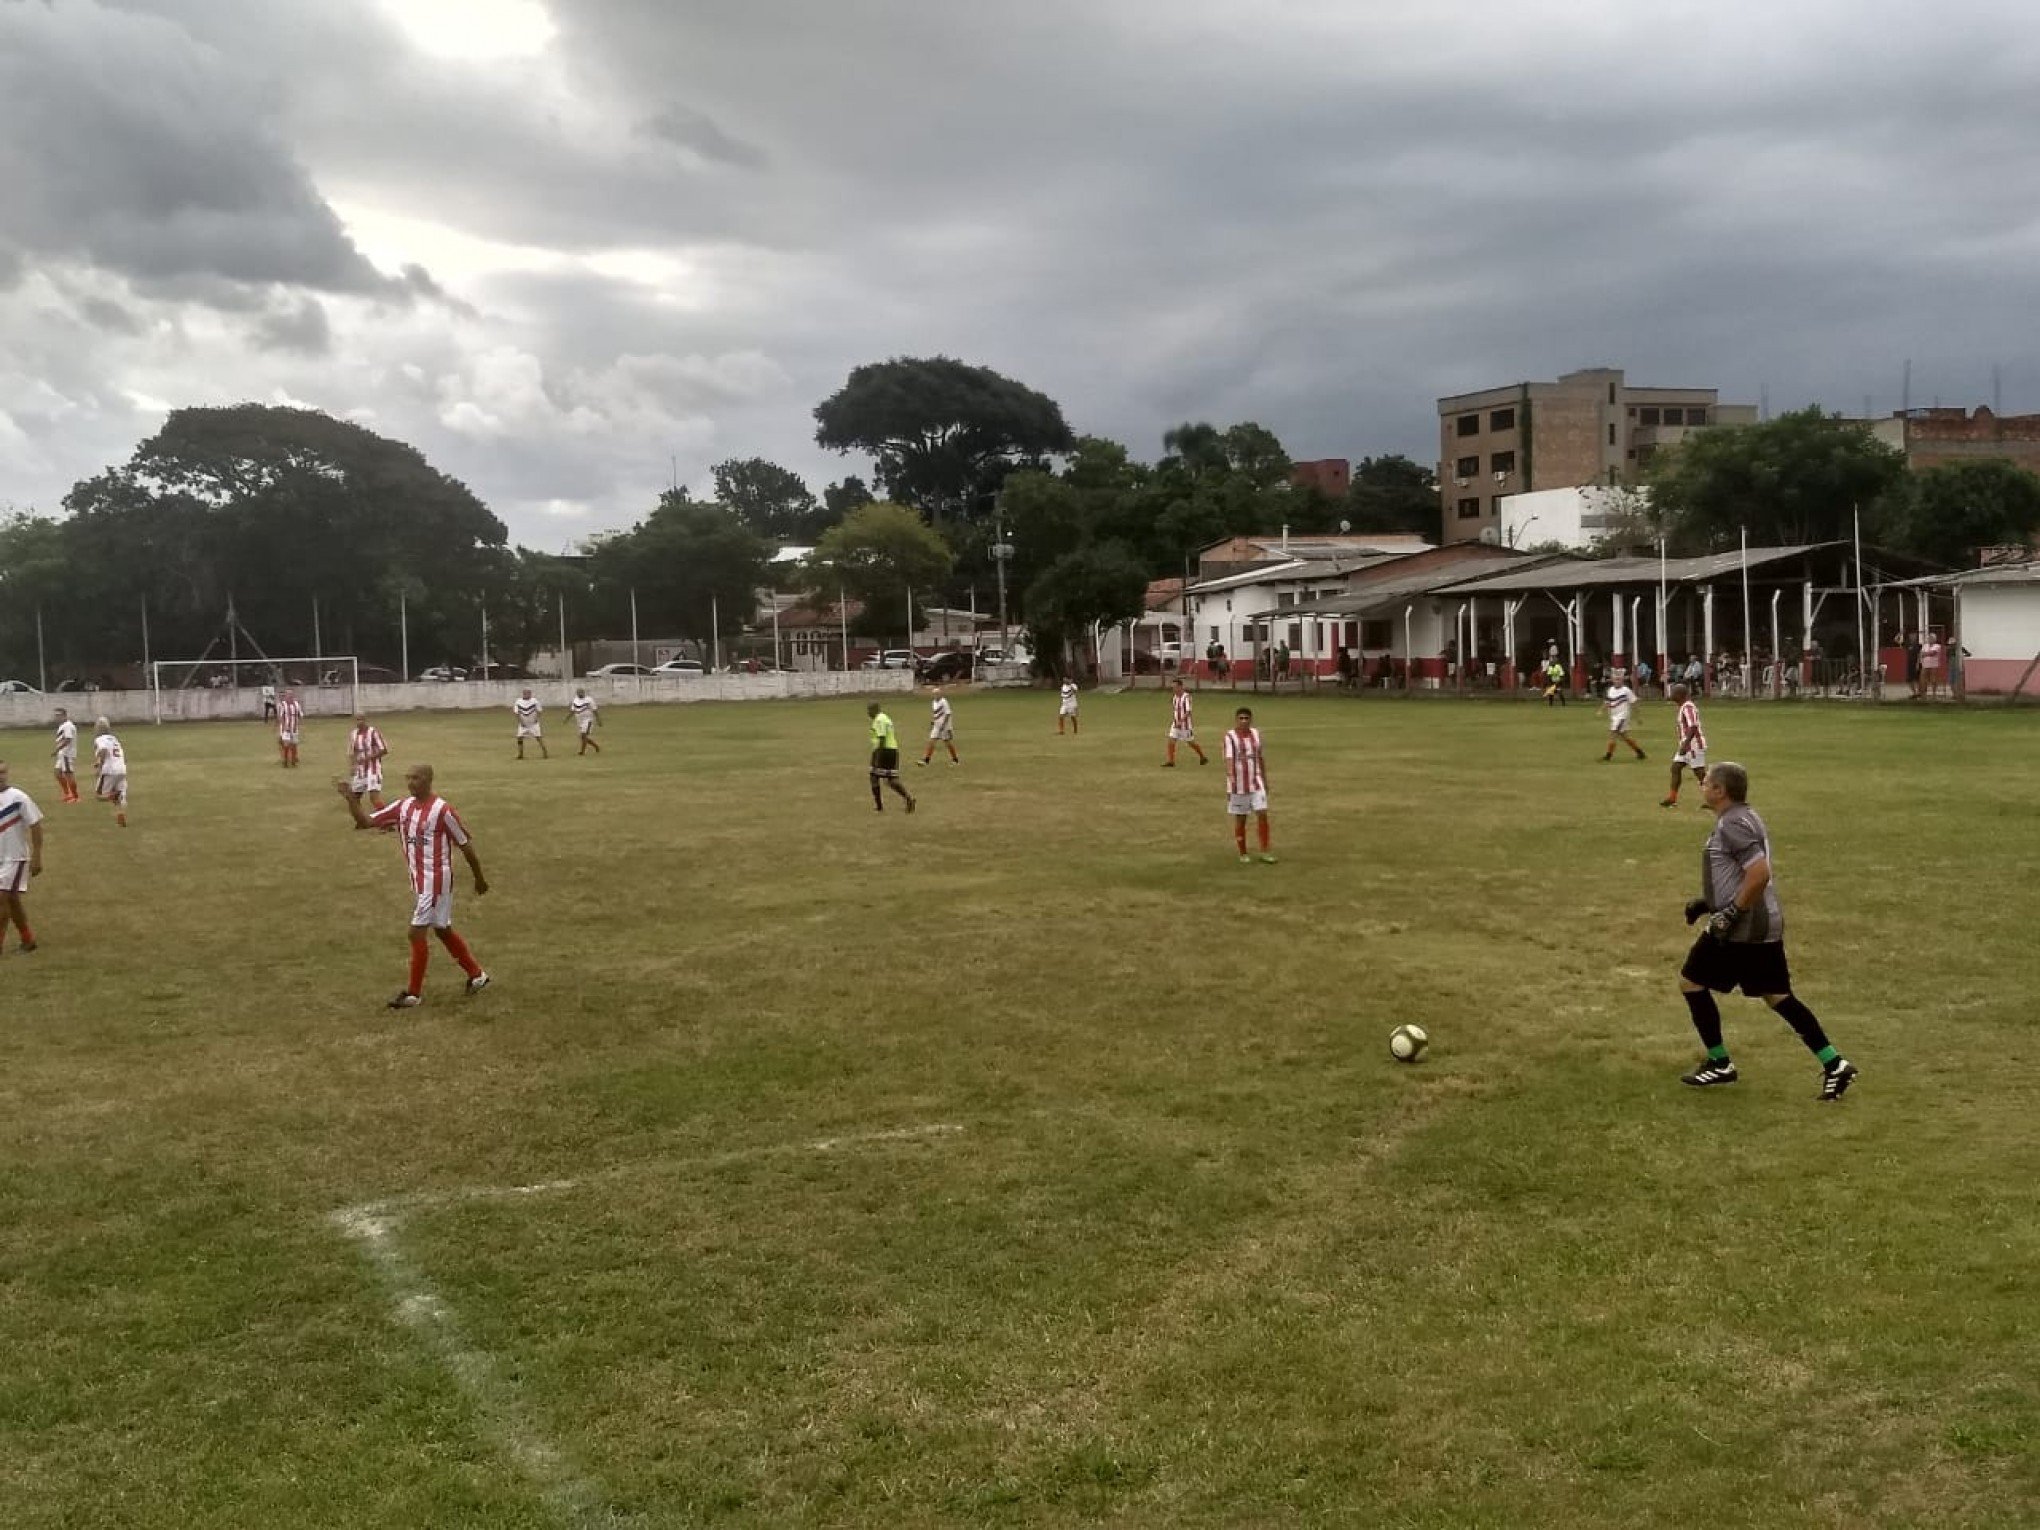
92, 717, 128, 828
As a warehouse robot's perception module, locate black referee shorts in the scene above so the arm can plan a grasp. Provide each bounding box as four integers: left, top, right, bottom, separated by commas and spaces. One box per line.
870, 747, 900, 778
1681, 936, 1792, 997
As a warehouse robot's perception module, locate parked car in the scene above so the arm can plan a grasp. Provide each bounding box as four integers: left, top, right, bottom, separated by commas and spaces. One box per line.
651, 658, 704, 677
916, 650, 976, 683
879, 650, 916, 669
0, 679, 41, 694
1153, 641, 1194, 667
414, 665, 468, 683
588, 662, 653, 678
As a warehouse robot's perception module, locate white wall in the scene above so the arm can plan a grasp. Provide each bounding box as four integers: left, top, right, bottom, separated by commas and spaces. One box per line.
0, 670, 913, 731
1499, 485, 1650, 551
1959, 585, 2040, 660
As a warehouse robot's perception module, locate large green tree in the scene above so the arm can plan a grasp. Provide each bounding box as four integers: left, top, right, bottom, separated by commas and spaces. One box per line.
1882, 459, 2040, 567
802, 501, 955, 639
711, 457, 831, 543
589, 493, 772, 656
1647, 407, 1907, 552
1022, 543, 1152, 677
1343, 454, 1440, 540
813, 356, 1075, 520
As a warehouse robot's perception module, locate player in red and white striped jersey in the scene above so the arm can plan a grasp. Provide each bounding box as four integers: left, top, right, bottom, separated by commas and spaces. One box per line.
336, 763, 490, 1009
1163, 677, 1208, 767
1223, 707, 1274, 863
346, 714, 388, 807
275, 691, 305, 769
1661, 683, 1708, 808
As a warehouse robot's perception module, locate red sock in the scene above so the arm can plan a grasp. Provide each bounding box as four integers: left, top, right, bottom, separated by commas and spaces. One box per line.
435, 927, 482, 978
16, 924, 32, 946
1257, 819, 1271, 851
407, 937, 430, 994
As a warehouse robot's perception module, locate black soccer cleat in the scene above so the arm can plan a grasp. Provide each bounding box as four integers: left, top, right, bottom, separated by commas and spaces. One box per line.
1819, 1059, 1858, 1101
1681, 1060, 1739, 1087
387, 991, 422, 1010
465, 973, 491, 997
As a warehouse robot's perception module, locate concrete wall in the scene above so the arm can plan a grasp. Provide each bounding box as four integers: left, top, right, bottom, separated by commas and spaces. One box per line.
1957, 584, 2040, 695
0, 669, 914, 731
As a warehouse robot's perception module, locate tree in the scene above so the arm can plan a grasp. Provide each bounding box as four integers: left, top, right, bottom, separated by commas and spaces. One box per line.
813, 356, 1075, 520
1647, 407, 1906, 552
1022, 542, 1152, 676
589, 493, 771, 656
711, 457, 829, 543
803, 502, 955, 638
1882, 460, 2040, 568
1343, 455, 1440, 540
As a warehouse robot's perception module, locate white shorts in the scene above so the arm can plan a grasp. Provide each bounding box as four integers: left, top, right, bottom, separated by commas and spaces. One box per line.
1608, 714, 1633, 733
97, 771, 128, 805
517, 723, 542, 738
929, 722, 954, 741
277, 730, 299, 746
0, 860, 28, 894
1227, 789, 1269, 815
1675, 750, 1707, 769
1059, 702, 1078, 716
350, 766, 384, 795
410, 887, 456, 929
576, 720, 595, 736
55, 749, 76, 773
1169, 726, 1197, 742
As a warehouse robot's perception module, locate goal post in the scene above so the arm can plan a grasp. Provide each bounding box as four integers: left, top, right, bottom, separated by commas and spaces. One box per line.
149, 656, 359, 724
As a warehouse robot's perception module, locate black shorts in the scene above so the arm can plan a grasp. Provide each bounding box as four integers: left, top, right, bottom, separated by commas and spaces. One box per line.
870, 747, 900, 777
1682, 936, 1792, 997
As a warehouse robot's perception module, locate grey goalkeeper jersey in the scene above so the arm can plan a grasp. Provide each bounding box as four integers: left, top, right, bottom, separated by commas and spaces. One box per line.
1701, 803, 1784, 944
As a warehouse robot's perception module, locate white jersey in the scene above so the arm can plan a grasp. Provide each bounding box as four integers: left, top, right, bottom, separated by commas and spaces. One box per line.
1059, 681, 1079, 715
513, 697, 543, 734
54, 718, 78, 767
93, 732, 127, 776
1605, 684, 1637, 730
0, 786, 43, 862
569, 695, 598, 731
929, 695, 953, 739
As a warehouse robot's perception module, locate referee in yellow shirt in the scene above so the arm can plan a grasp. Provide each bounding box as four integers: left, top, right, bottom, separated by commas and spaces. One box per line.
866, 702, 917, 814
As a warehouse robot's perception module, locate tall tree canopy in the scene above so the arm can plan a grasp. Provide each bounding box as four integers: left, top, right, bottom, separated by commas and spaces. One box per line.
802, 501, 955, 638
711, 457, 832, 543
45, 405, 508, 674
813, 356, 1075, 520
588, 492, 772, 655
1342, 454, 1440, 540
1880, 459, 2040, 568
1647, 407, 1907, 552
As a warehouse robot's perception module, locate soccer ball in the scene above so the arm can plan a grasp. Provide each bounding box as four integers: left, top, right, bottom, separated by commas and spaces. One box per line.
1389, 1023, 1429, 1063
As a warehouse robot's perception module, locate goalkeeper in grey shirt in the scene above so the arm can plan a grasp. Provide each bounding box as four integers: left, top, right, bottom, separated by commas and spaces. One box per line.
1675, 762, 1858, 1100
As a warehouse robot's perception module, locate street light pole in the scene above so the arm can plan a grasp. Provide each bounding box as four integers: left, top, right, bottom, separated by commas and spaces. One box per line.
992, 514, 1014, 660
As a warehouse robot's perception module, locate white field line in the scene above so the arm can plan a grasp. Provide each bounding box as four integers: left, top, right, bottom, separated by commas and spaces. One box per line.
328, 1123, 964, 1528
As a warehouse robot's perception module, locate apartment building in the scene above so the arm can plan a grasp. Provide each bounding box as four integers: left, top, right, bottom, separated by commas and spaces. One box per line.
1436, 367, 1757, 544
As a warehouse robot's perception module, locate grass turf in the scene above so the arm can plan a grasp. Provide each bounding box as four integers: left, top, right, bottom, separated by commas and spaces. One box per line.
2, 689, 2037, 1527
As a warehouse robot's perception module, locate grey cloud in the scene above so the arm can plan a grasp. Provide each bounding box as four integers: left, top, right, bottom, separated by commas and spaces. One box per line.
642, 106, 769, 171
253, 296, 332, 355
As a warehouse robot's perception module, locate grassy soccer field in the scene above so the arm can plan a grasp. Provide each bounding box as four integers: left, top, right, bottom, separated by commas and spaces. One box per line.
2, 689, 2037, 1528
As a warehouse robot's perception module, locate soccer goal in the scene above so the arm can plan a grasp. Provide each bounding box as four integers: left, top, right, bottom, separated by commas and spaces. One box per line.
149, 656, 360, 724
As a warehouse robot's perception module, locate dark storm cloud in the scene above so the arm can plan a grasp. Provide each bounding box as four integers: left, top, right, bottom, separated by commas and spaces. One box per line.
253, 295, 333, 356
0, 0, 414, 296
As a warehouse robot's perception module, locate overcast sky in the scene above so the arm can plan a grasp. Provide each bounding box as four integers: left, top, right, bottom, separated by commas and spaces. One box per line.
2, 0, 2035, 548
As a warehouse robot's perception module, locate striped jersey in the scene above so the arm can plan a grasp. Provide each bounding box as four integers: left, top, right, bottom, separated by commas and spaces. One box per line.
1171, 689, 1194, 731
0, 787, 43, 861
54, 718, 77, 756
94, 732, 125, 773
1223, 727, 1265, 794
513, 697, 542, 726
569, 696, 598, 727
930, 696, 951, 729
1676, 700, 1706, 753
349, 725, 386, 770
366, 794, 472, 897
1059, 681, 1078, 709
276, 697, 303, 734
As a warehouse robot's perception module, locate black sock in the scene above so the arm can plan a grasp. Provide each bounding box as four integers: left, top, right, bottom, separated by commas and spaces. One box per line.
1682, 989, 1725, 1053
1772, 995, 1832, 1056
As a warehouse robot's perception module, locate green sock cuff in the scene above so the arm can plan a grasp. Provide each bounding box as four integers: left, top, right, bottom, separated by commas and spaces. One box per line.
1816, 1044, 1838, 1065
1707, 1044, 1731, 1061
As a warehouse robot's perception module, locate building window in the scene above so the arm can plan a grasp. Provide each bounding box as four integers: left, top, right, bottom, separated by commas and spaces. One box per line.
1456, 413, 1481, 437
1608, 383, 1617, 404
1277, 592, 1294, 608
1361, 619, 1391, 649
1638, 406, 1661, 426
1455, 455, 1479, 478
1686, 407, 1708, 426
1490, 450, 1515, 476
1457, 497, 1481, 519
1489, 407, 1515, 431
1608, 423, 1617, 446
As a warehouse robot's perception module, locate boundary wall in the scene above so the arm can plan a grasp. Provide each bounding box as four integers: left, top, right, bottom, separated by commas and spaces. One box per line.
0, 670, 913, 730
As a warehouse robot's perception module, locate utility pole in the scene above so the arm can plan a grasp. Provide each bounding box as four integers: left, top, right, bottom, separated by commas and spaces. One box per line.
992, 511, 1014, 660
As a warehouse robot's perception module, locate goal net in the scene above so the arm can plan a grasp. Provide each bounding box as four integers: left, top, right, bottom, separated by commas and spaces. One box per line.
150, 656, 359, 724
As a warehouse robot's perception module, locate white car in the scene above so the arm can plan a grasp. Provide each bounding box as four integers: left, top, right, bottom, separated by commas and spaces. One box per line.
588, 662, 653, 678
0, 679, 40, 694
651, 659, 705, 677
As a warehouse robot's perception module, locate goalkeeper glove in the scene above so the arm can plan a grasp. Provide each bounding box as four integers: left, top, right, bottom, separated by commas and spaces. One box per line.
1704, 905, 1742, 940
1683, 898, 1710, 926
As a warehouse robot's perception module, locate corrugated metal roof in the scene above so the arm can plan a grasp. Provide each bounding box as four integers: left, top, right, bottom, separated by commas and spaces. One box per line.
1883, 561, 2040, 589
1427, 543, 1845, 595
